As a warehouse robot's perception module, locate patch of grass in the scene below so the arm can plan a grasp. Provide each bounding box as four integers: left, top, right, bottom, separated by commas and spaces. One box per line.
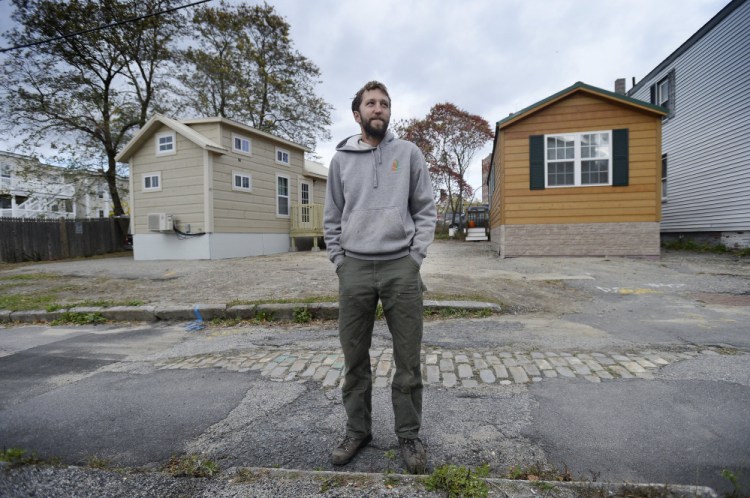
0, 448, 42, 466
423, 307, 495, 320
85, 455, 111, 469
721, 468, 749, 498
0, 273, 61, 282
50, 312, 107, 325
0, 292, 58, 312
231, 468, 268, 484
293, 306, 313, 323
662, 239, 750, 257
163, 454, 219, 478
227, 295, 338, 307
252, 310, 275, 323
424, 463, 490, 498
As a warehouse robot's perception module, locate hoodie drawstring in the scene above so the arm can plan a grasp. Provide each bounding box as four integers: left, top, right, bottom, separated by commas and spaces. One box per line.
372, 147, 382, 188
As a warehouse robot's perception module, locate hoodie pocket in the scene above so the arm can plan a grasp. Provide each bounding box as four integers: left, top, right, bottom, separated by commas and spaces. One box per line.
341, 207, 408, 254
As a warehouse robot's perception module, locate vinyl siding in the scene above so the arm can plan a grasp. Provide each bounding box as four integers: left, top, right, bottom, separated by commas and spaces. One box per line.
491, 93, 662, 226
628, 0, 750, 232
131, 125, 205, 234
211, 123, 305, 233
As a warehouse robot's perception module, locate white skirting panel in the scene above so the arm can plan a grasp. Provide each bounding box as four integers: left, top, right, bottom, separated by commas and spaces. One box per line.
133, 233, 291, 260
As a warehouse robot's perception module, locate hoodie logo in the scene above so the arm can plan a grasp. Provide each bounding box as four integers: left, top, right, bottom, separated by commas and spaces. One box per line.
391, 160, 399, 172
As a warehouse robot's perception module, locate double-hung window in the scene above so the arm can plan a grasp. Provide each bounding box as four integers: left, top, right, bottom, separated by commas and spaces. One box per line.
276, 174, 290, 217
545, 131, 612, 188
233, 134, 251, 155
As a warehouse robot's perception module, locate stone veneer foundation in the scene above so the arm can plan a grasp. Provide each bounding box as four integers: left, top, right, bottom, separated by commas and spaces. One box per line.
490, 222, 660, 258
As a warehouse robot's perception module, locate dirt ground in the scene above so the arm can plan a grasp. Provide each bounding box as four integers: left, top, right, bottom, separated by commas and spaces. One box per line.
1, 240, 749, 315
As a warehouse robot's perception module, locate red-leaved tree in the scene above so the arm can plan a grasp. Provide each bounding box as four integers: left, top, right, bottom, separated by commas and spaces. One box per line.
396, 103, 493, 227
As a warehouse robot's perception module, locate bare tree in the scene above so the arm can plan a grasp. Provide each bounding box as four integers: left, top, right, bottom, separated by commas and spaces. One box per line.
176, 1, 332, 151
0, 0, 185, 215
397, 103, 493, 226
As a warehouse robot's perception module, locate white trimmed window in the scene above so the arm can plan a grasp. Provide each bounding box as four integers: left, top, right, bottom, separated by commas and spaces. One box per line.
276, 174, 290, 217
155, 132, 176, 155
545, 130, 612, 187
143, 172, 162, 192
233, 134, 251, 155
275, 147, 290, 165
232, 171, 252, 192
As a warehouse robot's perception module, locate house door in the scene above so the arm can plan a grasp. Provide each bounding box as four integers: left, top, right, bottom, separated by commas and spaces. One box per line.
299, 180, 313, 226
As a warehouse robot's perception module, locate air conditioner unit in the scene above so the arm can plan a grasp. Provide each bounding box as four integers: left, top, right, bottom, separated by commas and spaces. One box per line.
148, 213, 173, 232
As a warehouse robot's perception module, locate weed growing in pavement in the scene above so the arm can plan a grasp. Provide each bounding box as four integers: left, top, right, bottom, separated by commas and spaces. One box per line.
163, 454, 219, 478
721, 468, 749, 498
85, 455, 111, 469
376, 303, 384, 320
0, 447, 61, 467
50, 312, 107, 325
317, 474, 374, 493
230, 468, 268, 483
293, 306, 313, 323
0, 292, 57, 312
252, 310, 275, 323
0, 448, 42, 466
424, 463, 490, 498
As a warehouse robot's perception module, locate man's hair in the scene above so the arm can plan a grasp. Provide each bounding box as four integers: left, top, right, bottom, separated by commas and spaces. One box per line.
351, 81, 391, 113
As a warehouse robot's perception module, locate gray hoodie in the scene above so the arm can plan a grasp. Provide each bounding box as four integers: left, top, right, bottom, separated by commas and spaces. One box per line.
324, 131, 436, 268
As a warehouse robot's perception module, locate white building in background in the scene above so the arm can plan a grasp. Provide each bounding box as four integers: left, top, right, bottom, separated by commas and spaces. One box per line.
626, 0, 750, 249
0, 151, 128, 219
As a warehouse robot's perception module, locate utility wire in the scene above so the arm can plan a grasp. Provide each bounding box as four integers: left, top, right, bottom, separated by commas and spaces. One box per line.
0, 0, 213, 53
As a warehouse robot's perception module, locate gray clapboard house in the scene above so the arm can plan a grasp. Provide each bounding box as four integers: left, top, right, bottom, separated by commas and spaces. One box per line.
626, 0, 750, 248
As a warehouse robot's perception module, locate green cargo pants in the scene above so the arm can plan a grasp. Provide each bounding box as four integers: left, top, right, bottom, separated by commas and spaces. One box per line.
336, 255, 424, 440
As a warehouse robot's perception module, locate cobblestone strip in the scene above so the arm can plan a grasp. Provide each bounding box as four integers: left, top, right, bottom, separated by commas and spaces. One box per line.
156, 347, 731, 388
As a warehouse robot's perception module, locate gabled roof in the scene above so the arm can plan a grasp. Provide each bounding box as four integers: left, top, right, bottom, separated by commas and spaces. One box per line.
304, 160, 328, 180
180, 116, 311, 153
116, 114, 226, 163
116, 114, 311, 163
496, 81, 667, 130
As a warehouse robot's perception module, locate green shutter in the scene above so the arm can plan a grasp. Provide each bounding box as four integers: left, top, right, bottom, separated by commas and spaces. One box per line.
612, 128, 629, 186
529, 135, 545, 190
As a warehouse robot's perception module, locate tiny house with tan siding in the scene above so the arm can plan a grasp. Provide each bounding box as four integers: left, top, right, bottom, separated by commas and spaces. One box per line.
116, 114, 327, 260
487, 82, 667, 258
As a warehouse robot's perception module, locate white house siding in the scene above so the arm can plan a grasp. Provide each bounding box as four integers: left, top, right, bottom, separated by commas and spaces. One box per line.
130, 126, 206, 234
628, 0, 750, 236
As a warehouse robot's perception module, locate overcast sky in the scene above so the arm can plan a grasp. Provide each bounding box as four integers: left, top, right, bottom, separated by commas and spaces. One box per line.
0, 0, 730, 193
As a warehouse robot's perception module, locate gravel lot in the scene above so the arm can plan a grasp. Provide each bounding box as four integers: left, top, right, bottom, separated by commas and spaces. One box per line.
3, 240, 748, 315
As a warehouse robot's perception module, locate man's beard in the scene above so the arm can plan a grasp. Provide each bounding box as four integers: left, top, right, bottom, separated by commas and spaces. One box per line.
362, 117, 389, 141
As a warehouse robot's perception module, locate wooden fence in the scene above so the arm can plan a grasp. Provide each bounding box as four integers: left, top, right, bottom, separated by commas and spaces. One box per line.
0, 217, 130, 263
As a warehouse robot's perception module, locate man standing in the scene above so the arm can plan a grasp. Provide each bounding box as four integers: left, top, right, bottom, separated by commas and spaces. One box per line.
323, 81, 436, 474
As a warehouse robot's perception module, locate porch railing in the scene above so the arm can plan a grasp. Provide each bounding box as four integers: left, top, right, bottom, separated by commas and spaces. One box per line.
290, 203, 324, 251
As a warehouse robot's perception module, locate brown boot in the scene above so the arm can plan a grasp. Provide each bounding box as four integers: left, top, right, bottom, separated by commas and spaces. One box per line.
331, 434, 373, 466
398, 437, 427, 474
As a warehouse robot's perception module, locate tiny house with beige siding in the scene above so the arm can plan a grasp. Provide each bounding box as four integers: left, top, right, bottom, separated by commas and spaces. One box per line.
487, 82, 666, 258
116, 114, 327, 260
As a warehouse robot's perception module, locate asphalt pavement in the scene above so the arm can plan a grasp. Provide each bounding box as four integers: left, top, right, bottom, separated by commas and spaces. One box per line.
1, 243, 749, 497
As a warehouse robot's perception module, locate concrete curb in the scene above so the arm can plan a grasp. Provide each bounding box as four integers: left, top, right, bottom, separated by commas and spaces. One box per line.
242, 467, 718, 497
0, 301, 502, 324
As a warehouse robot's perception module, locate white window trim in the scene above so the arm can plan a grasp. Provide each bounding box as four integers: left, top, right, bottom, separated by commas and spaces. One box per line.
276, 173, 290, 218
232, 171, 253, 193
275, 147, 290, 165
544, 130, 612, 188
155, 131, 176, 156
232, 134, 252, 155
142, 172, 162, 192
